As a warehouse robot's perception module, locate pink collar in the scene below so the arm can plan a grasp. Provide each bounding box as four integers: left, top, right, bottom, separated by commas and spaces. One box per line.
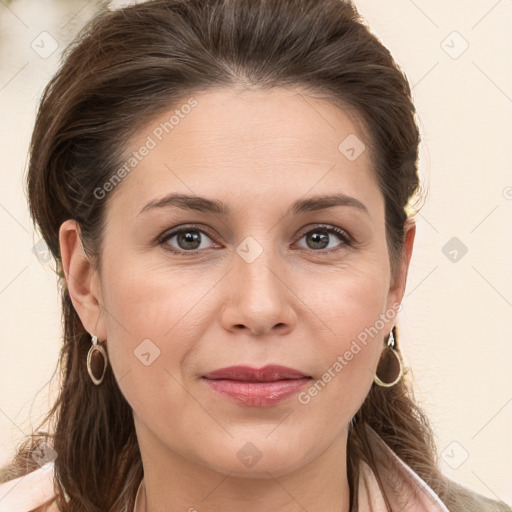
359, 426, 449, 511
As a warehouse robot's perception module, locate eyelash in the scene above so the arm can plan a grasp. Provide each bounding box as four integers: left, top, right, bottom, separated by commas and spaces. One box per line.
157, 224, 353, 256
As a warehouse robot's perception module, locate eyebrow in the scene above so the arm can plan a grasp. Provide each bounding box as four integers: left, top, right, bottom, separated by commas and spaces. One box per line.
138, 192, 369, 217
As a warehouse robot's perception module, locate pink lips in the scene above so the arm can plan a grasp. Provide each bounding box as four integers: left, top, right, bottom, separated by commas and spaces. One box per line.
202, 365, 312, 407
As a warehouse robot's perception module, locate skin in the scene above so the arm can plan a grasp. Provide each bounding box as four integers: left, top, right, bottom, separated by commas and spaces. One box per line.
60, 86, 415, 512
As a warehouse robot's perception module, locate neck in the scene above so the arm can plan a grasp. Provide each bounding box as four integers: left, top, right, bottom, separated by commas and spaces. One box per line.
134, 428, 351, 512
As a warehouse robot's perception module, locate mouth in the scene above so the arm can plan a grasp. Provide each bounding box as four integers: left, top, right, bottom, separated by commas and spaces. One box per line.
201, 365, 312, 406
202, 364, 311, 381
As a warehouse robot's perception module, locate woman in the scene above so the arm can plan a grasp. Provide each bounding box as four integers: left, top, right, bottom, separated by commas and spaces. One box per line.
0, 0, 509, 511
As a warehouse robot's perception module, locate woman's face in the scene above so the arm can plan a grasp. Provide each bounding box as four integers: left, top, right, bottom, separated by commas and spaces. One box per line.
62, 86, 414, 480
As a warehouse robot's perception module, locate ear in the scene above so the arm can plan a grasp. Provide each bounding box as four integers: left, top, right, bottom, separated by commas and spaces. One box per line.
387, 216, 416, 307
59, 219, 106, 340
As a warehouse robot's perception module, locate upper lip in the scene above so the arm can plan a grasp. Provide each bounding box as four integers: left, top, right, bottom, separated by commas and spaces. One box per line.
202, 365, 311, 382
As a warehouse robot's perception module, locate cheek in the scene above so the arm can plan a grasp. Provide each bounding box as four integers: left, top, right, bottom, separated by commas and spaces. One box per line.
100, 244, 202, 336
297, 263, 389, 410
98, 255, 218, 386
307, 256, 390, 346
98, 265, 199, 419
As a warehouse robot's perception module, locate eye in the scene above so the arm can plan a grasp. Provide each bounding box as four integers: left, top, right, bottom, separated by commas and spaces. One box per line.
294, 225, 352, 252
158, 223, 352, 256
159, 225, 217, 254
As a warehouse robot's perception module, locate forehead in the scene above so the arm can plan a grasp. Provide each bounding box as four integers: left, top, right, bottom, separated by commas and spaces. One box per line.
106, 86, 380, 218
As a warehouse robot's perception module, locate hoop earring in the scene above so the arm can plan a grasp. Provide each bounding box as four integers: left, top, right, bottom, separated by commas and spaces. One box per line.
87, 335, 108, 385
374, 327, 403, 387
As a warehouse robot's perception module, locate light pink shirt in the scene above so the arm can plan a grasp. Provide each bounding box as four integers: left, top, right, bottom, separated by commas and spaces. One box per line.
0, 428, 449, 512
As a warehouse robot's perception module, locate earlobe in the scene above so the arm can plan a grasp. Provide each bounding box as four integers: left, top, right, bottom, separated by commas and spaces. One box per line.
58, 219, 105, 338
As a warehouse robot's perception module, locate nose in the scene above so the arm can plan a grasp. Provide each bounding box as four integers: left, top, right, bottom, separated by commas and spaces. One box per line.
220, 245, 297, 337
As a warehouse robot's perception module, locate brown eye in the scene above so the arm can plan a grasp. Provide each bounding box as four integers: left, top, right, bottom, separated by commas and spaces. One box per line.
160, 226, 217, 254
296, 226, 352, 252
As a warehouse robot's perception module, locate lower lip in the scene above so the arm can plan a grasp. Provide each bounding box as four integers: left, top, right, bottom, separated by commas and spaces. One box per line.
202, 378, 311, 406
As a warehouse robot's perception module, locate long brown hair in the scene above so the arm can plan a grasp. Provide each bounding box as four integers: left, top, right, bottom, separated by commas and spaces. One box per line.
1, 1, 503, 510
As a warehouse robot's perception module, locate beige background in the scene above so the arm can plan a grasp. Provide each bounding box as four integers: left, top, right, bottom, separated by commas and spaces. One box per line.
0, 0, 511, 504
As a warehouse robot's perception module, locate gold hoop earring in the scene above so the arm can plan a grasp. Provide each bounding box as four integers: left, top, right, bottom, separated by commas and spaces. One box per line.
374, 327, 403, 387
87, 335, 108, 385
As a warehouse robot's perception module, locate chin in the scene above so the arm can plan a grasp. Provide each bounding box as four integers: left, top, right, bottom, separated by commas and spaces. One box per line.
200, 441, 312, 479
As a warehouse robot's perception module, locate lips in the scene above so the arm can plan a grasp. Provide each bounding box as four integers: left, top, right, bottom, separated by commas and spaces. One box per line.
201, 365, 312, 406
202, 365, 310, 382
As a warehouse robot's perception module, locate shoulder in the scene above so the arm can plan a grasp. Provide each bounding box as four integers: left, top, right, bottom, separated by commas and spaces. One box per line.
0, 461, 58, 512
363, 425, 512, 512
445, 477, 512, 512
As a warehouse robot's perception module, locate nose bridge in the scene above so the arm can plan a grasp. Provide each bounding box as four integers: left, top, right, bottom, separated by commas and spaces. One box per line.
222, 232, 295, 335
235, 233, 282, 301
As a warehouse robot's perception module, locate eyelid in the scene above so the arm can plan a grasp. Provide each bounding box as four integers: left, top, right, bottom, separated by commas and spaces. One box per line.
295, 224, 352, 244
